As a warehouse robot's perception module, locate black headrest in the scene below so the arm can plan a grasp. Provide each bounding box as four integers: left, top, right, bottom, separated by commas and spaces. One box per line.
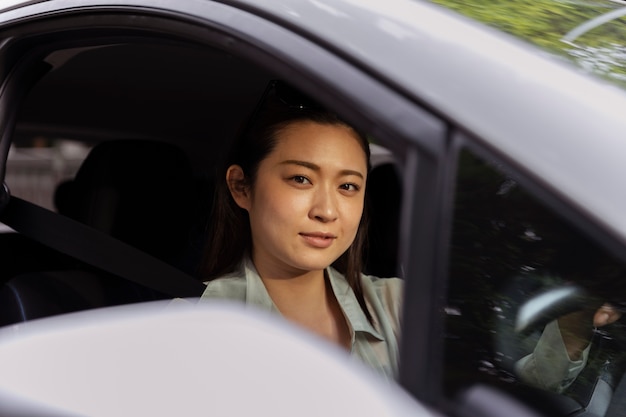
54, 140, 196, 263
365, 162, 402, 277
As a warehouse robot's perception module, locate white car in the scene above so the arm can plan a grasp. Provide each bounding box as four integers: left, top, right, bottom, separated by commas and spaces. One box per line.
0, 1, 625, 416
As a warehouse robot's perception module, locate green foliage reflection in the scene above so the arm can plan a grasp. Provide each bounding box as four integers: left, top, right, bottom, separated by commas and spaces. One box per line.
430, 0, 626, 86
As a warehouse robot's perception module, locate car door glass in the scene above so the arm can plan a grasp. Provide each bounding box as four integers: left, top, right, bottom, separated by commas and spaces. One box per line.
444, 148, 626, 416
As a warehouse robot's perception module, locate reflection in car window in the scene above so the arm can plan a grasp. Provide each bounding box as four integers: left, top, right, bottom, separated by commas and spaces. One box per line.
444, 149, 626, 415
430, 0, 626, 88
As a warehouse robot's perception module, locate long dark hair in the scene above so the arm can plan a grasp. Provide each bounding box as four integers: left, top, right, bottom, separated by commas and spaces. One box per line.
200, 80, 373, 321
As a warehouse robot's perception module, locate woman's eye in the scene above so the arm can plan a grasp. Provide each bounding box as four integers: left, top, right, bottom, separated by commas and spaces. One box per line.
339, 183, 360, 192
290, 175, 311, 185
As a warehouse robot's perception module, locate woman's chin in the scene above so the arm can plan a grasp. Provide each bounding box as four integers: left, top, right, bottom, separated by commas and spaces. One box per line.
287, 254, 342, 274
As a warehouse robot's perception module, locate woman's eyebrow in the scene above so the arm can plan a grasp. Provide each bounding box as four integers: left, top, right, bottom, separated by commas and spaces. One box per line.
280, 159, 364, 179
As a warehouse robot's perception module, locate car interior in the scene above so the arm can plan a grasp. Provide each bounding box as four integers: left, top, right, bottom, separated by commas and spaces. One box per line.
0, 38, 404, 326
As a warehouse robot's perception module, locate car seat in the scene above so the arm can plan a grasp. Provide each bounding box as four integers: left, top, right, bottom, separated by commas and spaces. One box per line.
365, 159, 402, 277
0, 139, 202, 326
54, 139, 198, 266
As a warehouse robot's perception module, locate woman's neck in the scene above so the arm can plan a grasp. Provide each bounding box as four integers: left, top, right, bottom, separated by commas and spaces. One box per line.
253, 260, 350, 350
256, 264, 327, 318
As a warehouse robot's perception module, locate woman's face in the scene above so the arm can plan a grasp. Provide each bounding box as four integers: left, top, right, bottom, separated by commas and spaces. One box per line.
229, 120, 367, 278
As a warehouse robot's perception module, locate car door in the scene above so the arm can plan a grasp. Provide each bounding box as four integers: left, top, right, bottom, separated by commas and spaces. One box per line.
0, 0, 443, 393
0, 1, 462, 415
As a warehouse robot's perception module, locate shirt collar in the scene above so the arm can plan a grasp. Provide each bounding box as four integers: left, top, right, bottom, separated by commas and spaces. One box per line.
242, 257, 280, 313
326, 266, 383, 341
241, 257, 383, 341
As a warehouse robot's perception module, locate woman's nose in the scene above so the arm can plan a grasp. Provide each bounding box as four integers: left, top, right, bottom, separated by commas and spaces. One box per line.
309, 187, 338, 222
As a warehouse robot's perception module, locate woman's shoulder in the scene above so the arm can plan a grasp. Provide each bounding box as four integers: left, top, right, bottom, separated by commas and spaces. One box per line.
361, 273, 404, 294
359, 273, 403, 339
201, 270, 247, 300
359, 273, 403, 314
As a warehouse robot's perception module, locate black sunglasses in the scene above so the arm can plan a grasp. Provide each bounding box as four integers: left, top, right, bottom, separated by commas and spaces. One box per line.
237, 80, 323, 144
256, 80, 321, 118
271, 80, 322, 110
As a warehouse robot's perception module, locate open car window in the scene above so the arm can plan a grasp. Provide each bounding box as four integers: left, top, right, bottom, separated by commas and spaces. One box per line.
0, 16, 409, 349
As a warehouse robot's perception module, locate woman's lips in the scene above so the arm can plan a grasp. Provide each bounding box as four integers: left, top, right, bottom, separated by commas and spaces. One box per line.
299, 232, 336, 248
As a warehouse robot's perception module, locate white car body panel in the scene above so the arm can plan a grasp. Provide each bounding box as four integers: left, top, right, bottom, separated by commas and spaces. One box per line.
0, 301, 434, 417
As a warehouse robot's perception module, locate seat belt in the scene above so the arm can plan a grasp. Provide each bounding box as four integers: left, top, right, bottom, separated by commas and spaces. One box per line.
0, 196, 206, 298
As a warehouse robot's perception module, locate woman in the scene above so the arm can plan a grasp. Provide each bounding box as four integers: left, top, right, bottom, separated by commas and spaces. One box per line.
199, 81, 403, 379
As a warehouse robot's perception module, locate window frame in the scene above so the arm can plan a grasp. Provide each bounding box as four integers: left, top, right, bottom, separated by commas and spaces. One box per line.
0, 0, 451, 404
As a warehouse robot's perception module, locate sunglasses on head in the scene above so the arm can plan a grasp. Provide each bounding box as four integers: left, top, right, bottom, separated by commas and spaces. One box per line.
238, 80, 323, 141
271, 80, 321, 110
255, 79, 322, 116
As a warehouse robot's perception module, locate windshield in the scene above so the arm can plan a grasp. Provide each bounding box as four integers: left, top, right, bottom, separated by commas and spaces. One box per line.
430, 0, 626, 88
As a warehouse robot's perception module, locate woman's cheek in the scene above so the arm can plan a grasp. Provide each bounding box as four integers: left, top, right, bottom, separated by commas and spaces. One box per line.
262, 187, 307, 220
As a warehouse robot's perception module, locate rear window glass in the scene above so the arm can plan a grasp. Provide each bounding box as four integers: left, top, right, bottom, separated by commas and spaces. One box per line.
5, 139, 89, 211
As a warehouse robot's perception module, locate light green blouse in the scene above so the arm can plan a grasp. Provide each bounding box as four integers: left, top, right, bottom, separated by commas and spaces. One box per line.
200, 257, 403, 380
515, 320, 590, 393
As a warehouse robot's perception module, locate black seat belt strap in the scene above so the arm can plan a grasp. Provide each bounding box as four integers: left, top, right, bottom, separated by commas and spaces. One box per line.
0, 196, 206, 298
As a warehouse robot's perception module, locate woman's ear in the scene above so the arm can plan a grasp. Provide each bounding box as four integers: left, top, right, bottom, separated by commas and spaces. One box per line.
226, 165, 251, 210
